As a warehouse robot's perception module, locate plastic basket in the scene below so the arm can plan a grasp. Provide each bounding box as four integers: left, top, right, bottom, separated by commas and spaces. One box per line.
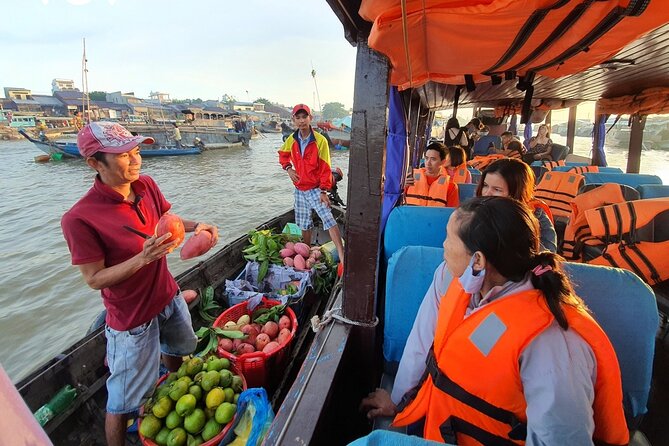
213, 298, 298, 388
138, 364, 247, 446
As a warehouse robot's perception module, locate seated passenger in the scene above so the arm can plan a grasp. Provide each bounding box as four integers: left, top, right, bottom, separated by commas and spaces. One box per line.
523, 123, 553, 163
478, 158, 556, 252
443, 117, 469, 149
493, 139, 524, 159
361, 196, 628, 446
471, 126, 502, 157
405, 142, 459, 207
442, 146, 471, 184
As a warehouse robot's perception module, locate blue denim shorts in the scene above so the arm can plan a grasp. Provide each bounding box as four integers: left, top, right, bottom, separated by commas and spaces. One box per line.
294, 188, 337, 230
104, 293, 198, 414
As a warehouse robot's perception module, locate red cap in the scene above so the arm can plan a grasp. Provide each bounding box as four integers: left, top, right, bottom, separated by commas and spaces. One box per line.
292, 104, 311, 116
77, 122, 155, 158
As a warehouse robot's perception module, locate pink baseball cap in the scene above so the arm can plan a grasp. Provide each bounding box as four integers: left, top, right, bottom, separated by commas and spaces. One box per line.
77, 121, 155, 158
292, 104, 311, 116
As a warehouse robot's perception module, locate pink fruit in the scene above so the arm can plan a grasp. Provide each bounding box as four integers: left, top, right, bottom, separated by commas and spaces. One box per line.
306, 258, 315, 269
283, 257, 294, 267
278, 315, 291, 331
255, 333, 270, 351
293, 254, 306, 270
284, 241, 295, 250
261, 321, 280, 339
311, 250, 322, 260
236, 343, 256, 355
232, 338, 243, 351
263, 342, 281, 354
180, 230, 213, 260
218, 338, 233, 353
279, 248, 296, 258
155, 214, 185, 247
293, 242, 311, 258
277, 328, 291, 345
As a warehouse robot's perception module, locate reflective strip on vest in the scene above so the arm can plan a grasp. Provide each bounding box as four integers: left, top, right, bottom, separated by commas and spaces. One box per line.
469, 313, 507, 357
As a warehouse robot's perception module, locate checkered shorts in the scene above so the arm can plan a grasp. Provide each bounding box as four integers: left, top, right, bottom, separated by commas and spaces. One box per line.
294, 188, 337, 231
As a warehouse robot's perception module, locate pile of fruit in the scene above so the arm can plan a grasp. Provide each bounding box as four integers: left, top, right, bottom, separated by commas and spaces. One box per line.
279, 242, 326, 271
242, 229, 299, 282
216, 305, 293, 357
138, 356, 244, 446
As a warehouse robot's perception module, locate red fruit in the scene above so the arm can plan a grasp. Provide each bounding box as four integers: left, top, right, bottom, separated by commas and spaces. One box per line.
255, 333, 270, 351
180, 230, 213, 260
283, 257, 294, 267
232, 338, 243, 351
280, 248, 296, 258
277, 328, 291, 345
236, 343, 256, 355
155, 214, 185, 247
278, 315, 291, 331
293, 254, 306, 271
293, 242, 311, 258
218, 338, 233, 353
263, 342, 281, 354
261, 321, 279, 339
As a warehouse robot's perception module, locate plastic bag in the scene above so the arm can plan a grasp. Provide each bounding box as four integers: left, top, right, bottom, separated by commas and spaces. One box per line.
242, 261, 313, 303
221, 388, 274, 446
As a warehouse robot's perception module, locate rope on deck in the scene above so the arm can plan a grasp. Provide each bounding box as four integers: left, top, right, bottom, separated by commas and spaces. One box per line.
310, 307, 379, 332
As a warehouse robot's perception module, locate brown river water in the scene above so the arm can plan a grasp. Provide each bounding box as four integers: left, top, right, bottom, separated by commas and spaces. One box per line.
1, 132, 668, 383
0, 133, 350, 382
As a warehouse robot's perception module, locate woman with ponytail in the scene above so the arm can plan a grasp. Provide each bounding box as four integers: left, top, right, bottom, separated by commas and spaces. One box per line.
361, 196, 627, 445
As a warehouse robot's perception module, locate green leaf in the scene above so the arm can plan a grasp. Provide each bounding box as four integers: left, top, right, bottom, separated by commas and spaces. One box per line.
195, 327, 211, 338
258, 259, 269, 283
213, 328, 247, 339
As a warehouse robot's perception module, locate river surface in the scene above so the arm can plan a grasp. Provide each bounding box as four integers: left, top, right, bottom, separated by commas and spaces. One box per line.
2, 132, 668, 383
0, 133, 350, 382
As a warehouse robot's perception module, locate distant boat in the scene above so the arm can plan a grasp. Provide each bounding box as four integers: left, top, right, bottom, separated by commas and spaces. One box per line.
19, 129, 202, 158
259, 121, 282, 133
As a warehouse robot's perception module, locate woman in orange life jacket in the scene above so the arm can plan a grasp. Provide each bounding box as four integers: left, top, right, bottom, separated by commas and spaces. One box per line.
442, 146, 472, 184
360, 196, 628, 445
477, 158, 556, 253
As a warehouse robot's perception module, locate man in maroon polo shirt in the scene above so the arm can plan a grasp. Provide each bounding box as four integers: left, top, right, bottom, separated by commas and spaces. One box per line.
61, 122, 219, 446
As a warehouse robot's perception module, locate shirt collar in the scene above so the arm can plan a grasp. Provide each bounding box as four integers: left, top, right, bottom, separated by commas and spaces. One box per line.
467, 273, 535, 315
92, 175, 146, 203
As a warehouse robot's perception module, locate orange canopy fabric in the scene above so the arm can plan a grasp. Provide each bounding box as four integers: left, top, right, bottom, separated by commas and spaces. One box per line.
596, 87, 669, 116
360, 0, 669, 90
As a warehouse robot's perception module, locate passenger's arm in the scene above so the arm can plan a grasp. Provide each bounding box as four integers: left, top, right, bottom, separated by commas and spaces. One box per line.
521, 323, 596, 446
535, 210, 557, 253
78, 233, 177, 290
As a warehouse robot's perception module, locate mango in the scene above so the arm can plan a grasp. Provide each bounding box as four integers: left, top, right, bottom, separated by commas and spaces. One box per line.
205, 387, 226, 409
187, 434, 204, 446
231, 375, 244, 393
215, 402, 236, 425
293, 254, 306, 270
175, 394, 197, 417
201, 418, 222, 441
165, 410, 184, 429
201, 370, 220, 392
139, 414, 162, 439
167, 427, 187, 446
155, 213, 185, 247
184, 408, 206, 434
169, 380, 189, 401
152, 396, 174, 419
219, 369, 233, 388
155, 427, 171, 446
185, 357, 204, 376
180, 231, 213, 260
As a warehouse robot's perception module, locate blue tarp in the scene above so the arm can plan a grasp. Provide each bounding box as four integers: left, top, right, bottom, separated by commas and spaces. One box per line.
380, 87, 407, 232
592, 114, 608, 166
523, 122, 533, 148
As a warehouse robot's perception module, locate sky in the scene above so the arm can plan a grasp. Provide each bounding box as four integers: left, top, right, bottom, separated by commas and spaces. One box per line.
2, 0, 358, 109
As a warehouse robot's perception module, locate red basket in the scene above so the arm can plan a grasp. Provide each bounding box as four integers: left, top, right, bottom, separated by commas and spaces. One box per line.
138, 364, 247, 446
213, 298, 298, 388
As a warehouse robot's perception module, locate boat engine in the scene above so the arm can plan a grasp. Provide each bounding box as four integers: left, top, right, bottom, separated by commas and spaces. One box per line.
329, 167, 346, 207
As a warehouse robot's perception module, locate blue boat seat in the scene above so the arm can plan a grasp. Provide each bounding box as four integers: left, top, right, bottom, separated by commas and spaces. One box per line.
637, 184, 669, 199
349, 430, 445, 446
458, 183, 478, 203
384, 246, 443, 367
468, 167, 482, 185
381, 247, 657, 430
582, 173, 663, 188
564, 262, 658, 427
383, 206, 455, 262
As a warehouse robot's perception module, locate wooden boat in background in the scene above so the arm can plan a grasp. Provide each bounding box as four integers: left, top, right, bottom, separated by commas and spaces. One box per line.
19, 129, 202, 158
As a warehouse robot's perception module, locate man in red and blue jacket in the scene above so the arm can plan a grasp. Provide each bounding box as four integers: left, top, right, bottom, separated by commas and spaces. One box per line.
279, 104, 345, 266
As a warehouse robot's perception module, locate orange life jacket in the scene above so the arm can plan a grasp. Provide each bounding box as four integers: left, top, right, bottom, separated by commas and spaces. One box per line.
584, 198, 669, 285
541, 159, 566, 170
561, 183, 629, 260
528, 198, 554, 224
393, 281, 628, 446
534, 171, 585, 218
406, 168, 459, 207
568, 165, 600, 174
467, 154, 504, 171
442, 164, 470, 184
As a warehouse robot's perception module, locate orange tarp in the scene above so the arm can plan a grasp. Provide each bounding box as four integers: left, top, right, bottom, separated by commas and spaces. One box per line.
359, 0, 669, 90
596, 87, 669, 116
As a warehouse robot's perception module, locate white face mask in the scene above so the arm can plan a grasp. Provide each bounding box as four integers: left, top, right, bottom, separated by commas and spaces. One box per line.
458, 254, 486, 294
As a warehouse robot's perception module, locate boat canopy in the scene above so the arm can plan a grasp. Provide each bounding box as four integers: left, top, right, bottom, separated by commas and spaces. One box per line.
596, 87, 669, 116
359, 0, 669, 90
